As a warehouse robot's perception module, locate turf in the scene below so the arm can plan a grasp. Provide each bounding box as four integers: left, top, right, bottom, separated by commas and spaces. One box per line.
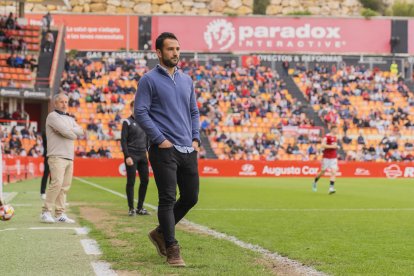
184, 177, 414, 275
2, 177, 414, 275
74, 177, 414, 275
0, 179, 95, 276
70, 177, 274, 275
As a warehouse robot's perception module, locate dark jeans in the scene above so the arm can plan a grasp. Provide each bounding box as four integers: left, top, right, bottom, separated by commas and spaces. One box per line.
40, 156, 50, 194
149, 146, 199, 248
125, 153, 149, 210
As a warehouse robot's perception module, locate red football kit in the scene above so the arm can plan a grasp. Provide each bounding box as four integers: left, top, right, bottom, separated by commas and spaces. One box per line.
323, 134, 337, 159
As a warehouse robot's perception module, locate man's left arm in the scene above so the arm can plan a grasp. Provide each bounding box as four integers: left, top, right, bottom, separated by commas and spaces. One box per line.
72, 119, 84, 137
189, 82, 200, 150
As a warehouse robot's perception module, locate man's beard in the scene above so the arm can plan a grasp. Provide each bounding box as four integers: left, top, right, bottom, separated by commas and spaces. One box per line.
162, 56, 178, 68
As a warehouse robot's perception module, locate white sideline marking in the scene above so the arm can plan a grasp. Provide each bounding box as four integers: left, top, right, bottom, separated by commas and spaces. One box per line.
0, 227, 77, 232
193, 208, 414, 212
75, 177, 325, 276
0, 228, 17, 232
0, 227, 90, 234
29, 227, 79, 230
75, 177, 127, 198
91, 261, 117, 276
75, 227, 90, 235
80, 239, 102, 255
74, 177, 158, 209
179, 219, 324, 276
3, 192, 18, 203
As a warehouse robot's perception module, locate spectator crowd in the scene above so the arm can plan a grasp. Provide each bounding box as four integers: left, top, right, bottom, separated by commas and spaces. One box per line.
1, 57, 414, 162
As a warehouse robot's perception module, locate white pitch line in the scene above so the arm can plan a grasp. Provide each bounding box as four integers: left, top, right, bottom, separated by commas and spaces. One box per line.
80, 239, 102, 255
0, 227, 89, 235
3, 192, 18, 203
75, 177, 326, 276
193, 208, 414, 212
31, 226, 90, 235
75, 227, 90, 235
29, 227, 78, 230
0, 228, 18, 232
179, 219, 324, 276
91, 261, 117, 276
74, 177, 157, 210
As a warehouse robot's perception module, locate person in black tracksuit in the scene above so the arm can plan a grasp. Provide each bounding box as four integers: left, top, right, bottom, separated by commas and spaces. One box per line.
40, 131, 50, 199
121, 100, 150, 216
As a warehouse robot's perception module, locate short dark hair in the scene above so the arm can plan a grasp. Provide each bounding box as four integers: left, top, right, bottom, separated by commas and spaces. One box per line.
155, 32, 178, 51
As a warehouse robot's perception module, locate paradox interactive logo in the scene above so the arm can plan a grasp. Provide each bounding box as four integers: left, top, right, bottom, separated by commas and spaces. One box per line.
204, 19, 236, 51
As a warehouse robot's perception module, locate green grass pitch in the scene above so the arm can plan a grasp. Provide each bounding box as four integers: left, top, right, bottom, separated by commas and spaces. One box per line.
2, 176, 414, 275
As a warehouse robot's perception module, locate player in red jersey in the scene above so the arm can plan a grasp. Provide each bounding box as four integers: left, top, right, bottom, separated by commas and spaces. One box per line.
312, 125, 339, 194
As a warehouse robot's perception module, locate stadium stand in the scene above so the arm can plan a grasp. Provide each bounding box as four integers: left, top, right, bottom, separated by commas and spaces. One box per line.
0, 15, 45, 157
59, 57, 320, 161
2, 55, 414, 162
292, 63, 414, 161
0, 13, 40, 89
61, 57, 145, 159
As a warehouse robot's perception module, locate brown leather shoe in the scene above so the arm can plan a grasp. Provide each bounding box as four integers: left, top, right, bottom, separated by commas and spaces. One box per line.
166, 244, 186, 267
148, 228, 167, 257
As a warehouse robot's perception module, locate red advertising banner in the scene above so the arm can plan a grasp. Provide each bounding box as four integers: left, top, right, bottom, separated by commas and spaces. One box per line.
25, 14, 138, 51
3, 157, 414, 180
62, 159, 414, 179
2, 156, 44, 183
152, 16, 391, 54
198, 160, 414, 178
409, 20, 414, 54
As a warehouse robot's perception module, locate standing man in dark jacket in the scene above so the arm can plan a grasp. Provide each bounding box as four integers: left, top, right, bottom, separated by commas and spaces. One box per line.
135, 32, 200, 267
121, 100, 150, 216
40, 131, 50, 200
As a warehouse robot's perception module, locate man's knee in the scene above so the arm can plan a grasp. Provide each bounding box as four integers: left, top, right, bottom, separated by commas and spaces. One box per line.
126, 176, 136, 187
49, 176, 63, 188
126, 181, 135, 188
159, 193, 176, 209
140, 177, 149, 186
187, 196, 198, 208
182, 193, 198, 208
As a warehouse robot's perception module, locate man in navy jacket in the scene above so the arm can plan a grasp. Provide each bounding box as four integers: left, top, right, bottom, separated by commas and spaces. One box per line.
135, 32, 200, 267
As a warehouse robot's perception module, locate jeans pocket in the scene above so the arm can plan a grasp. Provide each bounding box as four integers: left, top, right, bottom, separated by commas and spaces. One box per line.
187, 150, 198, 166
151, 146, 173, 163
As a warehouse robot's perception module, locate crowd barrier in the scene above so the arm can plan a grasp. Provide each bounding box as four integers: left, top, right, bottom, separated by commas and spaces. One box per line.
2, 157, 414, 183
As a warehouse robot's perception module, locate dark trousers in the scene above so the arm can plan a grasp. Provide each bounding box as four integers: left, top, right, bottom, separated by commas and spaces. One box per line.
40, 156, 50, 194
149, 146, 199, 248
125, 153, 149, 210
